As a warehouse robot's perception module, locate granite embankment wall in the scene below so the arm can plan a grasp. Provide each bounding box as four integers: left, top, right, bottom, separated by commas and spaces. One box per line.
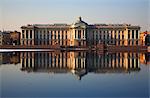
0, 45, 148, 52
106, 46, 148, 52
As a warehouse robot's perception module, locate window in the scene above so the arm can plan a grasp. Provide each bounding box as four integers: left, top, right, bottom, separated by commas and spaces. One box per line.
58, 31, 60, 39
30, 30, 32, 38
26, 30, 28, 39
35, 30, 38, 39
122, 31, 124, 39
49, 31, 51, 40
50, 31, 52, 40
75, 30, 76, 38
104, 31, 105, 39
136, 41, 138, 45
78, 30, 81, 39
132, 30, 134, 39
122, 41, 124, 45
128, 40, 130, 45
99, 31, 101, 39
93, 31, 95, 40
132, 40, 134, 45
30, 40, 32, 45
44, 34, 45, 40
107, 31, 109, 39
118, 31, 120, 39
54, 31, 56, 39
62, 31, 64, 40
40, 40, 42, 45
44, 40, 46, 45
96, 32, 98, 44
66, 31, 67, 39
111, 31, 113, 39
22, 41, 24, 45
47, 31, 49, 40
128, 30, 130, 39
40, 31, 42, 39
79, 42, 81, 46
114, 30, 116, 39
22, 30, 25, 38
136, 30, 138, 39
96, 31, 98, 40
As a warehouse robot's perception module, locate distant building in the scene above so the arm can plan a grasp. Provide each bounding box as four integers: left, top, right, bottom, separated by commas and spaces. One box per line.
140, 31, 150, 46
21, 17, 140, 47
0, 31, 11, 45
10, 31, 21, 45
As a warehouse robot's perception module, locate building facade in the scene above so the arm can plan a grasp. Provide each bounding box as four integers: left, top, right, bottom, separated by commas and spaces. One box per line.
21, 17, 140, 47
0, 31, 11, 45
10, 31, 21, 45
140, 31, 150, 46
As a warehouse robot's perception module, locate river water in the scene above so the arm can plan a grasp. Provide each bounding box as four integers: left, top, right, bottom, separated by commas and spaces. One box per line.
0, 51, 149, 97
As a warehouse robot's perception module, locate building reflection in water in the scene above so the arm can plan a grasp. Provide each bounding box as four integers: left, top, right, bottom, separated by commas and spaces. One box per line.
0, 52, 20, 65
0, 51, 149, 80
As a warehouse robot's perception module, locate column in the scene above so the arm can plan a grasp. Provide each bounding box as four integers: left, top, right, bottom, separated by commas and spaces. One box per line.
38, 30, 41, 45
60, 31, 62, 46
32, 30, 34, 45
132, 30, 134, 46
29, 30, 31, 40
56, 31, 58, 40
134, 30, 136, 45
63, 31, 66, 46
56, 31, 58, 44
28, 30, 30, 45
106, 30, 108, 44
76, 30, 78, 39
84, 29, 86, 45
81, 30, 83, 39
45, 30, 47, 45
21, 30, 24, 45
112, 30, 115, 44
108, 30, 111, 44
52, 31, 55, 45
29, 30, 31, 45
115, 30, 118, 45
25, 30, 27, 45
83, 29, 85, 39
129, 30, 131, 46
120, 31, 122, 46
138, 30, 140, 45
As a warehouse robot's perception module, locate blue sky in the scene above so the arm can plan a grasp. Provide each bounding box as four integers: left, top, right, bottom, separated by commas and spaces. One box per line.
0, 0, 149, 31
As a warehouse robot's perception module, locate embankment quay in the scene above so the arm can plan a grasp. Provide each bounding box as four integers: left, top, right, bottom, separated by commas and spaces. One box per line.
0, 45, 148, 52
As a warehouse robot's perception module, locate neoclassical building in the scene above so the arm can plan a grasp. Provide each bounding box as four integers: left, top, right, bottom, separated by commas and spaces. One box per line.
21, 17, 140, 46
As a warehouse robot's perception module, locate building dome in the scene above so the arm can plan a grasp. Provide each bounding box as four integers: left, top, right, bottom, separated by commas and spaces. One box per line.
71, 17, 88, 28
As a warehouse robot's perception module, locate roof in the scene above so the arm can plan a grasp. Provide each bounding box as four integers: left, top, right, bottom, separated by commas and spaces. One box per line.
21, 24, 70, 29
89, 24, 140, 29
21, 17, 140, 29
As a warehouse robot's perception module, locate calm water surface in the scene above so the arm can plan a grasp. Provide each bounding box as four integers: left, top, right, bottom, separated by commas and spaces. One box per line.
0, 51, 149, 97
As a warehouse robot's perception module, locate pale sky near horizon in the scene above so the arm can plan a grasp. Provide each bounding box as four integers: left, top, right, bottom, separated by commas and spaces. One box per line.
0, 0, 149, 31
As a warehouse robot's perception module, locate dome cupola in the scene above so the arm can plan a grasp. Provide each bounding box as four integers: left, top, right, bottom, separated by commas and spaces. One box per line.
71, 16, 88, 28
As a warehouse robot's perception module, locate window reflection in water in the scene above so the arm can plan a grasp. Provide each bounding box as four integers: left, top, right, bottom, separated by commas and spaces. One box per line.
0, 52, 149, 80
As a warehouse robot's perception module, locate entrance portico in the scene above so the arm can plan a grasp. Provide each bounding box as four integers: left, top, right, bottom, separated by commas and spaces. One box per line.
70, 17, 87, 46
